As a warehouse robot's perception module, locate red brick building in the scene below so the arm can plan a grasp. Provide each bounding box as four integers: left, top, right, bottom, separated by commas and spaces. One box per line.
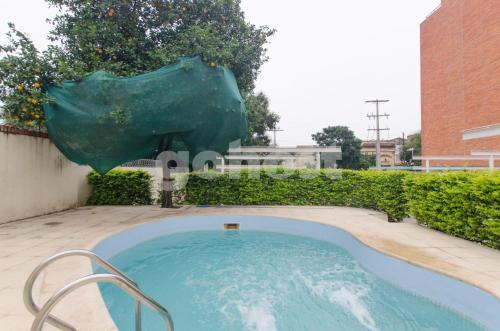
420, 0, 500, 164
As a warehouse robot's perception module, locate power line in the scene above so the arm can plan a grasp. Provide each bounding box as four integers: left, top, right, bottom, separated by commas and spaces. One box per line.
366, 99, 390, 169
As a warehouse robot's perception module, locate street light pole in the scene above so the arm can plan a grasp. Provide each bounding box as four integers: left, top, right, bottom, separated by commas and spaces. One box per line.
408, 148, 415, 164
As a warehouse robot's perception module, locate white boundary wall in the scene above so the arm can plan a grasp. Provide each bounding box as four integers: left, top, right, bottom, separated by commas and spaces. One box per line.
0, 129, 91, 223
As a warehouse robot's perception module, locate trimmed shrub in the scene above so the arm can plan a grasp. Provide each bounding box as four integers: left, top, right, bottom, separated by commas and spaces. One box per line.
87, 170, 153, 205
185, 169, 410, 221
405, 171, 500, 249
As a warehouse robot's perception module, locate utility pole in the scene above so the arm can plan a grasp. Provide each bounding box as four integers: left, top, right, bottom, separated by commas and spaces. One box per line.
267, 127, 284, 147
366, 99, 390, 169
402, 132, 405, 164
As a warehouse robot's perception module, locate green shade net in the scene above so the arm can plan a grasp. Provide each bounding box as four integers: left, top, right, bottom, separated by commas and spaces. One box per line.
43, 57, 247, 174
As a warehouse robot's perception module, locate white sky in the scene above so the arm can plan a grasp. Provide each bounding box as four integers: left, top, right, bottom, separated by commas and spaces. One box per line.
0, 0, 441, 145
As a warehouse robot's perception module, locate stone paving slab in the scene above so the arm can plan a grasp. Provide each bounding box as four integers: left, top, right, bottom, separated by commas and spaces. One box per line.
0, 205, 499, 330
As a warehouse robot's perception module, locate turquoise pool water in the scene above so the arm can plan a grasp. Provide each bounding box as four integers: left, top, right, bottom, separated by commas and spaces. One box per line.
99, 230, 485, 331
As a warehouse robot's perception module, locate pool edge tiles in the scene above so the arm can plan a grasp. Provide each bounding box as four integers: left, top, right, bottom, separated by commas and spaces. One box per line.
92, 215, 500, 331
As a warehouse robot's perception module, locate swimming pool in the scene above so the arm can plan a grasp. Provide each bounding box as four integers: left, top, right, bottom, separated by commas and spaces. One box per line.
93, 216, 500, 331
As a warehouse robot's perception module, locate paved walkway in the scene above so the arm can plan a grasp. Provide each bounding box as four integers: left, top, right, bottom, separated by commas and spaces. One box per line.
1, 206, 499, 330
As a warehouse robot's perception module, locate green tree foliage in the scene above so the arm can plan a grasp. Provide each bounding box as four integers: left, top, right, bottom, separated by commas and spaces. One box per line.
243, 91, 280, 146
312, 126, 362, 169
45, 0, 274, 90
0, 0, 274, 130
360, 154, 376, 170
402, 132, 421, 163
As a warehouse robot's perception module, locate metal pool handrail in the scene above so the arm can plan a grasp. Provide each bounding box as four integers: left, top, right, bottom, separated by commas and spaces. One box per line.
23, 249, 173, 331
23, 249, 138, 331
30, 274, 174, 331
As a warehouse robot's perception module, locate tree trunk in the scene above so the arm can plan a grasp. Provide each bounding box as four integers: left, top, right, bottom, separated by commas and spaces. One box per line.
161, 161, 174, 208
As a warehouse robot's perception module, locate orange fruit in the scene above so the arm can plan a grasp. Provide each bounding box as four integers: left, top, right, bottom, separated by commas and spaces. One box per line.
34, 82, 41, 89
108, 8, 114, 17
21, 108, 28, 113
16, 85, 23, 92
209, 61, 216, 68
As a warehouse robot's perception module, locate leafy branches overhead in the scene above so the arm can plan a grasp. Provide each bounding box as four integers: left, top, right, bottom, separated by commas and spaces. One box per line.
1, 0, 275, 129
45, 0, 274, 90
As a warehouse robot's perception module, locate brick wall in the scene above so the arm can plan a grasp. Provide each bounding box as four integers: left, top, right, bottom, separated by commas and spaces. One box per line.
421, 0, 500, 165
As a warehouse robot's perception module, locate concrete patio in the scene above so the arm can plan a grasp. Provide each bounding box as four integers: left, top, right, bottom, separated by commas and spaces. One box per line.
1, 205, 499, 330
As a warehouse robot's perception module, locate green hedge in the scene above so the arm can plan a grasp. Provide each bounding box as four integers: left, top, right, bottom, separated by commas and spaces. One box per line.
87, 170, 153, 205
405, 171, 500, 249
185, 169, 410, 221
85, 168, 499, 249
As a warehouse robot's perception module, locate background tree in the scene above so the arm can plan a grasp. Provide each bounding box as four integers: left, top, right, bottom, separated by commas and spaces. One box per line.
402, 132, 421, 164
312, 126, 362, 169
0, 0, 275, 129
243, 92, 280, 146
359, 154, 375, 170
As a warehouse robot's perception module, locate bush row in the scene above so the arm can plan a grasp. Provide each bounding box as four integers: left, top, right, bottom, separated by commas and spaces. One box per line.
87, 170, 153, 205
185, 169, 410, 221
405, 171, 500, 249
86, 169, 499, 249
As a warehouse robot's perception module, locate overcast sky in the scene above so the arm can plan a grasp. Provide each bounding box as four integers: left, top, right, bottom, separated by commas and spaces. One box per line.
0, 0, 441, 145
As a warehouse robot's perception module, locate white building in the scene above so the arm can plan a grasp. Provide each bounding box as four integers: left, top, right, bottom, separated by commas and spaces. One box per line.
218, 146, 342, 172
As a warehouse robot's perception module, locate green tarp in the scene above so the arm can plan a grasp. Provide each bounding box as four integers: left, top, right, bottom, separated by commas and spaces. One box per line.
43, 57, 247, 174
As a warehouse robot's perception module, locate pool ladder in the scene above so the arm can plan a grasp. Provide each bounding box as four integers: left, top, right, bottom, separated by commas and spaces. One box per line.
23, 249, 174, 331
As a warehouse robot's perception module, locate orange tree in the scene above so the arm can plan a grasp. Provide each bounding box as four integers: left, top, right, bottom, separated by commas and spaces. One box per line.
0, 24, 54, 129
1, 0, 275, 131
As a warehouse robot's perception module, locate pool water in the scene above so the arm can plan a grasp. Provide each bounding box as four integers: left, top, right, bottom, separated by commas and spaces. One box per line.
99, 231, 485, 331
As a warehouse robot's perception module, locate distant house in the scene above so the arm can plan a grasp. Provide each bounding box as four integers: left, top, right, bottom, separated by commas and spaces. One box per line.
361, 138, 404, 167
